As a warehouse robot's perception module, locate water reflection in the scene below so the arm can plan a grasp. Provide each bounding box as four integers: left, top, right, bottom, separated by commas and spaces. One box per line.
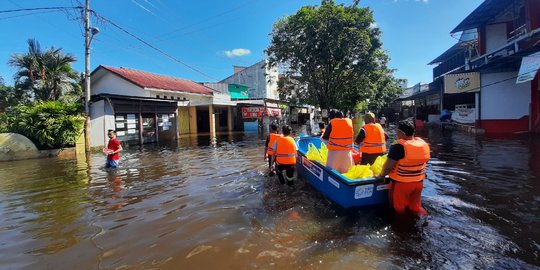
0, 131, 538, 269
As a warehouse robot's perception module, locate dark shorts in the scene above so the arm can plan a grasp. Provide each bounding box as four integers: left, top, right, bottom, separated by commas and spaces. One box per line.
106, 160, 119, 168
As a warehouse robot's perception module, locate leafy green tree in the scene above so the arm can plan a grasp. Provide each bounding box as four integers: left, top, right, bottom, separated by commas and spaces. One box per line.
267, 0, 402, 113
0, 76, 31, 111
8, 39, 81, 102
0, 101, 84, 149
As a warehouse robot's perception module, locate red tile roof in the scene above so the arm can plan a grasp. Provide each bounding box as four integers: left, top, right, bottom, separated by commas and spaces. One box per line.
100, 65, 213, 95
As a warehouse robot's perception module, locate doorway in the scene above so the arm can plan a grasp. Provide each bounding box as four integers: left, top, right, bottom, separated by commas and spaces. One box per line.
196, 108, 210, 133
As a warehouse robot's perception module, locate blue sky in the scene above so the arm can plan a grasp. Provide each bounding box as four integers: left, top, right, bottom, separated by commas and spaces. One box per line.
0, 0, 483, 87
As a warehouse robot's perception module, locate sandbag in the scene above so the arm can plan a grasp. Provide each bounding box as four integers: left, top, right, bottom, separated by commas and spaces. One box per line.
371, 154, 388, 175
306, 143, 323, 163
342, 164, 374, 180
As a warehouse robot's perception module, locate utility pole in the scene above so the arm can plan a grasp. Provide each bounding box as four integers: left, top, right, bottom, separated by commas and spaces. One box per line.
84, 0, 91, 152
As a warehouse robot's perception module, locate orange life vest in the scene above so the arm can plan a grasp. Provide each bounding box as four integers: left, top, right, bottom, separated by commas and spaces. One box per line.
360, 123, 387, 154
389, 138, 430, 183
328, 118, 353, 151
266, 133, 282, 155
275, 136, 297, 165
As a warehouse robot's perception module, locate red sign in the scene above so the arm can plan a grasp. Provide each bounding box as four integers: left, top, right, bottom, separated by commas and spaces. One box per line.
242, 107, 265, 119
241, 107, 282, 119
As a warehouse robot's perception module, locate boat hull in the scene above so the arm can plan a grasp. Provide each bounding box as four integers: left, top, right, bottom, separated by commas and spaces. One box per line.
296, 137, 389, 209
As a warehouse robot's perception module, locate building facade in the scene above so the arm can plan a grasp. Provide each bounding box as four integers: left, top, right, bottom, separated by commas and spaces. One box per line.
220, 60, 279, 100
89, 65, 237, 147
428, 0, 540, 134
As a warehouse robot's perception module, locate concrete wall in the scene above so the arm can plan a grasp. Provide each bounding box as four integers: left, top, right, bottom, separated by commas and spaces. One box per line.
481, 72, 531, 120
92, 73, 147, 97
485, 23, 508, 54
89, 99, 116, 147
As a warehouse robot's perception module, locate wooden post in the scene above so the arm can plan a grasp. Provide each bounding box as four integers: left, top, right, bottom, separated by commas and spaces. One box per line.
138, 101, 143, 145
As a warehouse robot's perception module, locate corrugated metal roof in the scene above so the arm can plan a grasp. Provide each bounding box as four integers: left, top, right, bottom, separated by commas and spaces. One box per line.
451, 0, 513, 34
429, 43, 467, 65
99, 65, 213, 96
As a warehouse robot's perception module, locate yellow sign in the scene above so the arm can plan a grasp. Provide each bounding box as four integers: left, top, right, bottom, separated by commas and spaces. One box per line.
444, 72, 480, 94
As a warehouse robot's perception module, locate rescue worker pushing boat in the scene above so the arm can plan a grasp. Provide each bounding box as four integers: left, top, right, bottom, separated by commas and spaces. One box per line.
271, 125, 297, 186
376, 120, 430, 216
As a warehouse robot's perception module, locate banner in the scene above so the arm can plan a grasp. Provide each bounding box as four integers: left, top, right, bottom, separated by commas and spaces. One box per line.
516, 51, 540, 84
444, 72, 480, 94
241, 107, 282, 119
266, 108, 282, 118
241, 107, 265, 119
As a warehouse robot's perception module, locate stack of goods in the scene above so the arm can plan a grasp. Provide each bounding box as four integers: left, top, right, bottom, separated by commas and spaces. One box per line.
343, 154, 388, 180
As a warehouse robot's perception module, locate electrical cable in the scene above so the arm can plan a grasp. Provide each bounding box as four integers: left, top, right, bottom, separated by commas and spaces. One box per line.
92, 12, 218, 81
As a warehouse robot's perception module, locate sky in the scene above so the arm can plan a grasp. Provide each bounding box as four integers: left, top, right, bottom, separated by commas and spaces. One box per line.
0, 0, 483, 87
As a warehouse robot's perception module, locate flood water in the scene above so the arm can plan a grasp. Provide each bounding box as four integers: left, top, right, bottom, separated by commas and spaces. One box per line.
0, 129, 539, 269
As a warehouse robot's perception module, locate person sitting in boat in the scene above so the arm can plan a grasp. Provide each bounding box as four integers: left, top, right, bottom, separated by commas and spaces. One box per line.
355, 112, 388, 165
375, 120, 431, 216
271, 125, 297, 186
321, 111, 354, 173
264, 123, 282, 176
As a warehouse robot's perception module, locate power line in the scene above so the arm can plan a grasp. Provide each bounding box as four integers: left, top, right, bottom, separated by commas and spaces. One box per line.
0, 6, 82, 14
92, 12, 218, 81
0, 10, 62, 20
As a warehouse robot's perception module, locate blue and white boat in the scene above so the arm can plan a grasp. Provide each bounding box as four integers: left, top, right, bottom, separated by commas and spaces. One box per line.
296, 136, 389, 209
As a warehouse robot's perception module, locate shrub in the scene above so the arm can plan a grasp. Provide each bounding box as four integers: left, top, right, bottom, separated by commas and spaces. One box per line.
0, 101, 84, 149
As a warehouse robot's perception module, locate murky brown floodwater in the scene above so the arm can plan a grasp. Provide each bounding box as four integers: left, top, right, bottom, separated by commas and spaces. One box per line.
0, 129, 539, 269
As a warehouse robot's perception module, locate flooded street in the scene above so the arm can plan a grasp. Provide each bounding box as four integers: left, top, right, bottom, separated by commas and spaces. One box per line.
0, 130, 539, 269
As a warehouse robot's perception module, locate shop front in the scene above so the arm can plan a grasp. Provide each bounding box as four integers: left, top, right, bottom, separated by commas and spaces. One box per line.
90, 94, 179, 147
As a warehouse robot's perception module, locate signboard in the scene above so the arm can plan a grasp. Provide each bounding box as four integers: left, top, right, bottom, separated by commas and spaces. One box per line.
266, 108, 282, 118
241, 107, 282, 119
516, 51, 540, 84
241, 107, 265, 119
444, 72, 480, 94
354, 184, 374, 199
451, 104, 476, 124
302, 156, 323, 181
228, 84, 249, 99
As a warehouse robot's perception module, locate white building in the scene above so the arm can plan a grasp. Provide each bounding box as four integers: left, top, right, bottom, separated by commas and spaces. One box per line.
89, 65, 236, 147
220, 60, 279, 100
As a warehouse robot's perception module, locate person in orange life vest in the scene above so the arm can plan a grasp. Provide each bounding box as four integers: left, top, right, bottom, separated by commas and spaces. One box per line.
271, 125, 297, 186
265, 123, 282, 176
375, 121, 430, 216
355, 112, 388, 165
321, 111, 354, 173
104, 129, 123, 169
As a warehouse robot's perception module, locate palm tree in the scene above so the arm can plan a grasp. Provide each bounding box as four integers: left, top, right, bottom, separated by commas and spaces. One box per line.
8, 39, 80, 102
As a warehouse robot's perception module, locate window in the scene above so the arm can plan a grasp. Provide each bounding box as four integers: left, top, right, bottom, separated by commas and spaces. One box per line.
164, 96, 167, 99
156, 95, 160, 98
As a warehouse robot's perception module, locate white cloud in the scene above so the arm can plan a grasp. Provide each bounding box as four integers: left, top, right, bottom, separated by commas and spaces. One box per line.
224, 48, 251, 58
